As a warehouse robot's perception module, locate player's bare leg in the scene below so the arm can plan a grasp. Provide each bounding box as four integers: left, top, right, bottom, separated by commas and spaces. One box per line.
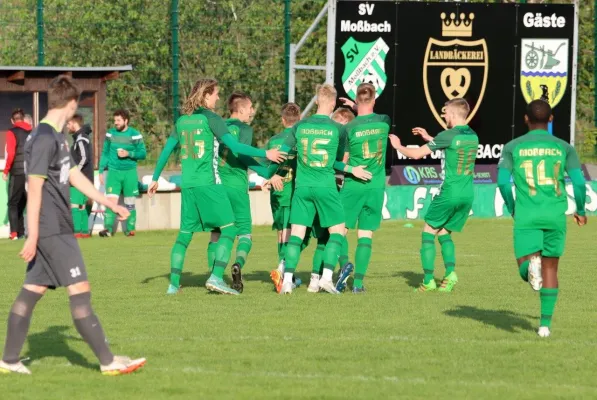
280, 224, 307, 294
437, 228, 458, 292
416, 224, 440, 292
537, 257, 559, 337
316, 223, 346, 294
517, 251, 542, 291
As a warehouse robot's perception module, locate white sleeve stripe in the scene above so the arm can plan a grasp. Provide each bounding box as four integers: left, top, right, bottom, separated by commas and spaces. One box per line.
131, 135, 143, 140
77, 142, 87, 168
105, 133, 112, 138
77, 137, 90, 143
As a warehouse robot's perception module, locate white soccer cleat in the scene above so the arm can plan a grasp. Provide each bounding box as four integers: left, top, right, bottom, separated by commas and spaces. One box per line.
537, 326, 551, 338
318, 278, 339, 294
528, 256, 543, 291
307, 275, 320, 293
280, 281, 293, 295
0, 360, 31, 375
101, 355, 146, 376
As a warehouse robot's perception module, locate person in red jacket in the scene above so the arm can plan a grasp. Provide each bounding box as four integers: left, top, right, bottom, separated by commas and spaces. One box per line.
3, 108, 32, 240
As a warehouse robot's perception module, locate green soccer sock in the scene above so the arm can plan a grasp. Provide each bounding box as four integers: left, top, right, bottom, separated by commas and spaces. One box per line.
80, 207, 90, 234
207, 241, 217, 271
322, 233, 344, 276
104, 208, 115, 233
170, 232, 193, 288
126, 209, 137, 233
284, 235, 304, 274
519, 260, 529, 282
278, 242, 287, 263
338, 235, 349, 268
234, 236, 253, 269
212, 226, 237, 279
72, 208, 82, 234
354, 237, 372, 289
312, 241, 326, 275
438, 234, 455, 276
540, 288, 559, 328
421, 232, 436, 285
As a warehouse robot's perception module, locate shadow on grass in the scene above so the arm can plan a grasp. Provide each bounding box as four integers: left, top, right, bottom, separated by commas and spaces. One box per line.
395, 271, 423, 289
141, 272, 208, 288
444, 306, 536, 333
24, 325, 96, 370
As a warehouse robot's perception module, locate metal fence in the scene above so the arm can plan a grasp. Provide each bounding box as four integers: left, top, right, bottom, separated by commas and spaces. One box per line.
0, 0, 594, 163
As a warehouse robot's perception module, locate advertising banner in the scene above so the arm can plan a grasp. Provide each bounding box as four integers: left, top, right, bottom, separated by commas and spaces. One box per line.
335, 1, 576, 168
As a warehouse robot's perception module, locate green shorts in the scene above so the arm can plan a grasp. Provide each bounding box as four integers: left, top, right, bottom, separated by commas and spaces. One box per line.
70, 186, 87, 206
341, 188, 384, 231
424, 193, 473, 233
180, 186, 235, 233
225, 186, 252, 235
271, 202, 291, 232
514, 228, 566, 259
106, 169, 139, 198
290, 187, 345, 229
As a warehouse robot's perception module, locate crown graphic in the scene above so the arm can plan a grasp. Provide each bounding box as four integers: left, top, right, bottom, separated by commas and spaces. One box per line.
441, 12, 474, 37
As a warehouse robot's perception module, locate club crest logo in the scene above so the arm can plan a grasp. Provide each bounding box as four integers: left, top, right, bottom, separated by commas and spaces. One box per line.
341, 37, 389, 100
423, 12, 488, 129
520, 39, 568, 108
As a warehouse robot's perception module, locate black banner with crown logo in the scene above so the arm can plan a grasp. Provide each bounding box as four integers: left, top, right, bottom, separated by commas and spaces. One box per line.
335, 1, 576, 168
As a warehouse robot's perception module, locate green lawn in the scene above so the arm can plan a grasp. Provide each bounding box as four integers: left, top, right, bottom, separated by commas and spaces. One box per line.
0, 219, 596, 399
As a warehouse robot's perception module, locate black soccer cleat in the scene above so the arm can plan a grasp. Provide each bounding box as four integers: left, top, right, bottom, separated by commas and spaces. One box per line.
98, 229, 112, 238
231, 263, 244, 293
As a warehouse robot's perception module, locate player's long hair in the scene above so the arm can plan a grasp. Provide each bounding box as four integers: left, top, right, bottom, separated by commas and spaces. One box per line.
182, 78, 218, 114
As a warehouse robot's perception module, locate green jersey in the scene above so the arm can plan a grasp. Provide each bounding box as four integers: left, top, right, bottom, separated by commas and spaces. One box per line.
499, 129, 581, 229
267, 128, 297, 206
171, 108, 233, 189
343, 113, 390, 190
282, 115, 346, 189
428, 125, 479, 197
99, 127, 146, 171
218, 119, 253, 190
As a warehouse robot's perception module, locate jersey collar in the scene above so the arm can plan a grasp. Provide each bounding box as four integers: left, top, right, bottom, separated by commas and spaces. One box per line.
40, 119, 60, 132
527, 129, 549, 135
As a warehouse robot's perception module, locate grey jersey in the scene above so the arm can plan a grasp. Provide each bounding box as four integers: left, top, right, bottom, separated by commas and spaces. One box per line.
25, 121, 76, 238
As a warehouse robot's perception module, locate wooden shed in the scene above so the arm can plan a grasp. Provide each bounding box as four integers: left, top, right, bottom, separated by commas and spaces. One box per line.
0, 65, 132, 167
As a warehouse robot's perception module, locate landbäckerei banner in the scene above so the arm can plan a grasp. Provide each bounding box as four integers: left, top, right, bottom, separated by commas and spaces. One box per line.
334, 1, 576, 168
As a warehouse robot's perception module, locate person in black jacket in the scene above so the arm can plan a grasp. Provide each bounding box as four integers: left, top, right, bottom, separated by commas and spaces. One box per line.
67, 114, 93, 238
3, 108, 32, 240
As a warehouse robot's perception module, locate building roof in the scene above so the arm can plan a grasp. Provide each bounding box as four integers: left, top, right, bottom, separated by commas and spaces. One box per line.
0, 65, 132, 73
0, 65, 133, 84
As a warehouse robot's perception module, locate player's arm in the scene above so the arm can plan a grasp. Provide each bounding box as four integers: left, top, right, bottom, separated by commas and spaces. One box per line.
151, 134, 180, 182
98, 134, 111, 172
19, 133, 54, 261
333, 126, 371, 180
129, 130, 147, 161
209, 114, 284, 163
76, 138, 88, 171
565, 145, 587, 225
497, 143, 515, 216
388, 134, 433, 160
3, 129, 16, 178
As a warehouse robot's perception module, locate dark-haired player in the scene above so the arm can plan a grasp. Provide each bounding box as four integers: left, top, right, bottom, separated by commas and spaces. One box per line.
498, 99, 587, 337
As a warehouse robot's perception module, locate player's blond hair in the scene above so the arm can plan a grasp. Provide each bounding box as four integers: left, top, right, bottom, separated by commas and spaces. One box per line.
281, 102, 301, 125
182, 78, 218, 114
445, 98, 470, 119
316, 83, 337, 104
356, 83, 376, 104
331, 107, 355, 124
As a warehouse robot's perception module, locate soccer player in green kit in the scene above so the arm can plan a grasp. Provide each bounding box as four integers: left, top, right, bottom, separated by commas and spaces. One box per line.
333, 83, 390, 293
207, 92, 256, 293
98, 109, 146, 237
148, 79, 285, 295
278, 83, 372, 295
389, 98, 478, 292
498, 100, 587, 338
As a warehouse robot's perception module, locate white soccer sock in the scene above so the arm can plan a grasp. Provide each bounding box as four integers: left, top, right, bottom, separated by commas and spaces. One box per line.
283, 272, 293, 285
277, 260, 285, 274
322, 268, 333, 281
310, 273, 320, 281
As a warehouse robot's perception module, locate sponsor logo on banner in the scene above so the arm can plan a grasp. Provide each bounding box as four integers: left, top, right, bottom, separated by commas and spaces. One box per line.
389, 164, 497, 185
520, 38, 568, 108
341, 37, 390, 100
423, 12, 488, 129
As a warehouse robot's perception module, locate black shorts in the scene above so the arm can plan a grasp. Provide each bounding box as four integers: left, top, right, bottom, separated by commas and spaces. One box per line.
25, 234, 88, 288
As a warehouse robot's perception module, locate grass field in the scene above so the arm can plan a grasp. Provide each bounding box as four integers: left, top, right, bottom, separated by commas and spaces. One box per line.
0, 219, 596, 399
